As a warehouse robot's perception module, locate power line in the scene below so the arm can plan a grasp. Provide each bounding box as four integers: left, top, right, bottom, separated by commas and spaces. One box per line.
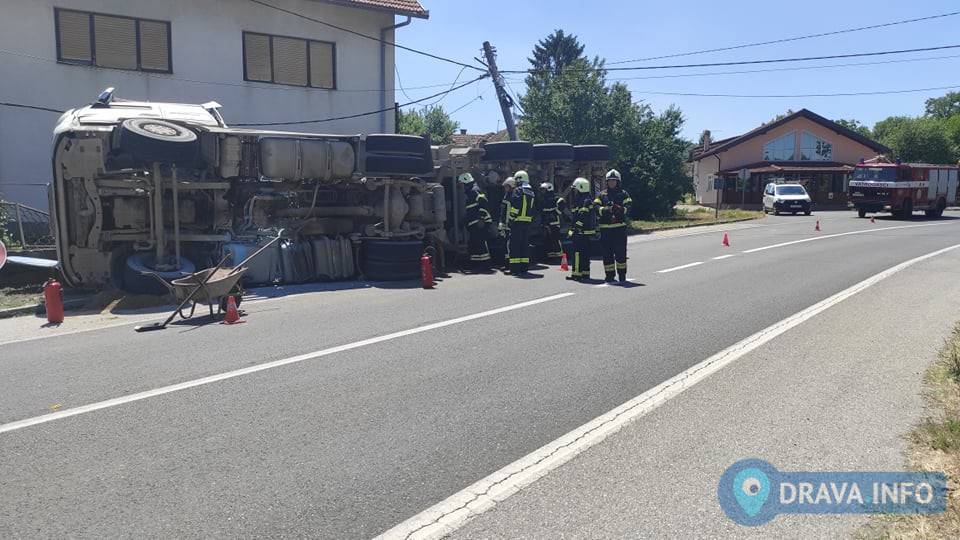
503, 43, 960, 74
631, 84, 960, 99
234, 74, 488, 126
248, 0, 483, 72
609, 10, 960, 64
448, 92, 485, 116
395, 65, 415, 101
0, 102, 64, 114
422, 66, 468, 108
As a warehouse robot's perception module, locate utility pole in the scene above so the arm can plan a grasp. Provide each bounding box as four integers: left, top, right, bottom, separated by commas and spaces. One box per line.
482, 41, 518, 141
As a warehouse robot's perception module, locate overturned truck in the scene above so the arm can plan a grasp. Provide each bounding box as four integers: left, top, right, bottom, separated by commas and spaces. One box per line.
50, 92, 608, 292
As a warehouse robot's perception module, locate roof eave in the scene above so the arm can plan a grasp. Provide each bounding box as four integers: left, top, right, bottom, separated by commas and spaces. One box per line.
314, 0, 430, 19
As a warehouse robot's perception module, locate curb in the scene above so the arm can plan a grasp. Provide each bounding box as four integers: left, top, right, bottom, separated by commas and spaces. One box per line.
629, 215, 763, 236
0, 305, 38, 320
0, 298, 91, 320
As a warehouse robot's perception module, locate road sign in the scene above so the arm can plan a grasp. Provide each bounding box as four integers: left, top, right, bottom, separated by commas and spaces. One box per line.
0, 240, 6, 271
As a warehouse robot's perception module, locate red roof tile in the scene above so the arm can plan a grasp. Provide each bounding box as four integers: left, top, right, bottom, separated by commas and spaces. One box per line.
319, 0, 429, 18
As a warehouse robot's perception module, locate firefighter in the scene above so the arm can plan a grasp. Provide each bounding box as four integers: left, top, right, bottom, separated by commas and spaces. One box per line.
459, 172, 492, 269
596, 169, 633, 283
507, 170, 536, 275
498, 176, 516, 237
539, 182, 564, 260
567, 177, 596, 281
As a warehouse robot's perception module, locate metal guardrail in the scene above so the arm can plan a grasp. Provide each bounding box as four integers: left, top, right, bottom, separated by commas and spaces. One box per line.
0, 200, 55, 249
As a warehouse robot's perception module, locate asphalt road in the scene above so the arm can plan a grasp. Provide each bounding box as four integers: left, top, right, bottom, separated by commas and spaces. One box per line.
2, 211, 960, 538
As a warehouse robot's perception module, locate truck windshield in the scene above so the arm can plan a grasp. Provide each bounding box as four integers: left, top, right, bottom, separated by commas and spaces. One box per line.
853, 167, 896, 181
776, 185, 806, 195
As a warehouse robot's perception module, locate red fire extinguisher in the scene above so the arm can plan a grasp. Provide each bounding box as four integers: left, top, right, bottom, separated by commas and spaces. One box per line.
420, 253, 434, 289
43, 278, 64, 324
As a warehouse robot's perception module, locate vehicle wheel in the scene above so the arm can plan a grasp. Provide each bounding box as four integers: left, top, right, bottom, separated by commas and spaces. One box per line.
773, 208, 780, 216
573, 145, 611, 162
365, 154, 433, 175
858, 208, 867, 218
122, 252, 196, 295
804, 210, 812, 216
365, 134, 430, 154
362, 239, 424, 281
901, 199, 913, 219
532, 143, 575, 161
481, 141, 534, 162
791, 211, 797, 215
115, 118, 199, 164
935, 199, 946, 218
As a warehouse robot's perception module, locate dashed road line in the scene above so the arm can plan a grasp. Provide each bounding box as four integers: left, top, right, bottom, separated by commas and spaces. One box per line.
656, 261, 704, 274
742, 222, 953, 254
712, 254, 736, 260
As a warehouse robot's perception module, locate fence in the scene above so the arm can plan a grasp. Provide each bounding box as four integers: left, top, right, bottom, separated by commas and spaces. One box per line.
0, 200, 54, 249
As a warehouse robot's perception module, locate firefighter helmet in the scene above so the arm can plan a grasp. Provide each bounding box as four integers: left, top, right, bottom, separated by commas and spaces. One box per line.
572, 178, 591, 193
502, 176, 516, 189
606, 169, 622, 182
457, 172, 474, 184
540, 182, 554, 193
514, 170, 530, 185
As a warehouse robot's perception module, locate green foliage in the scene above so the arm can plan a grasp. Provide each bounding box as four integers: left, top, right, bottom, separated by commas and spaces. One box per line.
874, 116, 955, 164
833, 118, 872, 138
924, 91, 960, 119
397, 105, 460, 144
519, 35, 692, 218
528, 29, 589, 77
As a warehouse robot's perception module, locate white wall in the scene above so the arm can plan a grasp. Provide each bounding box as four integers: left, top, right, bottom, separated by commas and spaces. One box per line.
693, 155, 720, 205
0, 0, 405, 208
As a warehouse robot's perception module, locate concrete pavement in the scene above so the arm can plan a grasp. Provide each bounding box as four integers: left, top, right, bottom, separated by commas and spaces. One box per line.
1, 211, 959, 538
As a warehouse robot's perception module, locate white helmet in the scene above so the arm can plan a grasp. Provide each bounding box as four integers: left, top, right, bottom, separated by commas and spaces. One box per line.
540, 182, 554, 193
514, 171, 530, 185
572, 177, 591, 193
457, 172, 474, 184
502, 176, 516, 189
606, 169, 622, 182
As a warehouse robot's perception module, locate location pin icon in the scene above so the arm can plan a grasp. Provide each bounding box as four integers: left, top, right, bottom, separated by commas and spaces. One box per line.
733, 468, 770, 517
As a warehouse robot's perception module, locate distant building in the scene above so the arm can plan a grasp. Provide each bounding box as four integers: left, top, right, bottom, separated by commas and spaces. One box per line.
690, 109, 890, 208
0, 0, 428, 209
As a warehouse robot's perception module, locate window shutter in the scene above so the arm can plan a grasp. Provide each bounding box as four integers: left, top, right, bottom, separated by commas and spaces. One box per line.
57, 10, 91, 62
93, 15, 137, 70
309, 41, 335, 89
272, 37, 308, 86
244, 33, 272, 82
138, 20, 170, 72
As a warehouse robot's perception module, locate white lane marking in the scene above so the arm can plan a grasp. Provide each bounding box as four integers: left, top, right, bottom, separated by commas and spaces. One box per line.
712, 254, 736, 260
0, 293, 574, 435
742, 222, 953, 254
378, 243, 960, 540
656, 261, 704, 274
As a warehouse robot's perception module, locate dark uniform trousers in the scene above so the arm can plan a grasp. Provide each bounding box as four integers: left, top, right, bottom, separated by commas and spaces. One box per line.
597, 187, 633, 280
464, 185, 491, 267
507, 186, 536, 274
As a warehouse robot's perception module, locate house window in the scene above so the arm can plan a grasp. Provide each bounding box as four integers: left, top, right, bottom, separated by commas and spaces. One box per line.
54, 8, 171, 73
243, 31, 336, 89
762, 132, 796, 161
800, 131, 833, 161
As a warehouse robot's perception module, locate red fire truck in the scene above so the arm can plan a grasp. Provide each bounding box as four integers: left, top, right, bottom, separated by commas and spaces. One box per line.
848, 158, 959, 219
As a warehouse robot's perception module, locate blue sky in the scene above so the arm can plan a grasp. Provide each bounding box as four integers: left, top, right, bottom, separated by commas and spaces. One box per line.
393, 0, 960, 141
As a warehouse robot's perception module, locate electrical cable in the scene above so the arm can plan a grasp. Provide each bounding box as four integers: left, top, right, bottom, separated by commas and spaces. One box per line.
248, 0, 484, 71
609, 11, 960, 64
630, 84, 960, 99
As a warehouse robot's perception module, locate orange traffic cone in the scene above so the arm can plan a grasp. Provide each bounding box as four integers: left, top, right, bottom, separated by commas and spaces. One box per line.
221, 295, 244, 325
722, 232, 730, 247
560, 252, 569, 271
815, 220, 821, 232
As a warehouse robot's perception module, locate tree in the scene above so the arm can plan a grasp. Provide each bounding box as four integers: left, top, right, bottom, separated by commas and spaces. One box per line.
833, 118, 872, 138
398, 105, 459, 144
528, 30, 588, 77
520, 42, 692, 218
874, 116, 954, 164
924, 91, 960, 119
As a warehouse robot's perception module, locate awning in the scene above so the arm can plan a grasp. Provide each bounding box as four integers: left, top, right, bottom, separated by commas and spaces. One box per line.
720, 164, 854, 175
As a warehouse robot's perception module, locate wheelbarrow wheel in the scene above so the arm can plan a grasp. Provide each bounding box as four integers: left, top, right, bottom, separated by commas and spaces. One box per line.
219, 293, 243, 315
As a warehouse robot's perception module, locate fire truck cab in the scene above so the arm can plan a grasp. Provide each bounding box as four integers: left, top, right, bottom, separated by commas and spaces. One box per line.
848, 158, 959, 219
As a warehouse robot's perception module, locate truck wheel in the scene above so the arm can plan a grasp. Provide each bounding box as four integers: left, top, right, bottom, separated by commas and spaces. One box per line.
573, 145, 611, 162
901, 199, 913, 219
363, 134, 433, 176
361, 239, 424, 281
122, 252, 196, 295
365, 154, 434, 175
115, 118, 199, 164
858, 208, 867, 218
532, 143, 575, 161
365, 134, 430, 154
481, 141, 534, 162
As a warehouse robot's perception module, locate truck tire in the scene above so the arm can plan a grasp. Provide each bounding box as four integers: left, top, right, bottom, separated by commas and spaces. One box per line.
900, 199, 913, 219
533, 143, 575, 161
858, 208, 867, 218
365, 154, 434, 175
361, 239, 424, 281
122, 252, 196, 295
365, 134, 430, 154
573, 145, 611, 162
115, 118, 199, 164
481, 141, 534, 162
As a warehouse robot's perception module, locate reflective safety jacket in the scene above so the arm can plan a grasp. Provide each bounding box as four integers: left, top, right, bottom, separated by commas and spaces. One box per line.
596, 187, 633, 229
464, 184, 492, 228
540, 196, 566, 227
508, 184, 536, 224
570, 192, 597, 235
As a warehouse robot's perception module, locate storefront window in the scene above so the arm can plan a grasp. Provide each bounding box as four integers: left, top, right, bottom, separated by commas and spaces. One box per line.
763, 132, 796, 161
800, 132, 833, 161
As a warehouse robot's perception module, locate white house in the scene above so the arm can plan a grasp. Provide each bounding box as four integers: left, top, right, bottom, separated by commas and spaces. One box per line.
0, 0, 428, 209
